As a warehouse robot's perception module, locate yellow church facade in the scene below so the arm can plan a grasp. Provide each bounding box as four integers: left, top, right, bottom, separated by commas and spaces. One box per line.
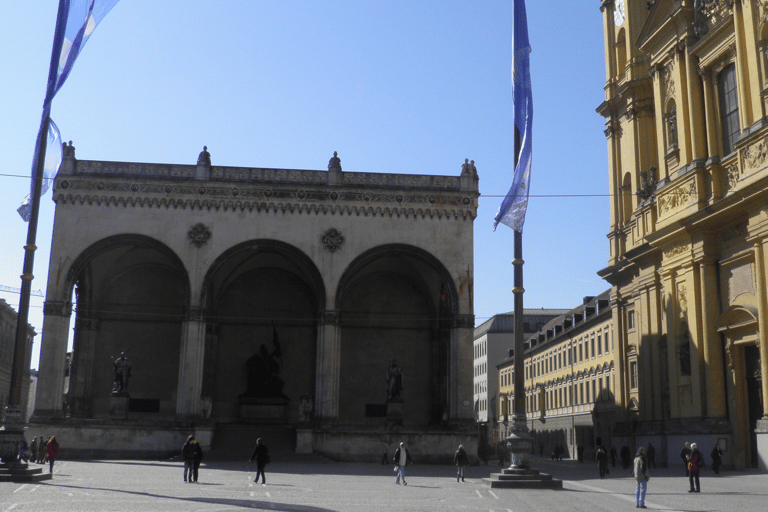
597, 0, 768, 470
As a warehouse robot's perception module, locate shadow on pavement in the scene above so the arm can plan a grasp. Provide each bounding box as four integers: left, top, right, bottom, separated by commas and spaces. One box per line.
37, 482, 335, 512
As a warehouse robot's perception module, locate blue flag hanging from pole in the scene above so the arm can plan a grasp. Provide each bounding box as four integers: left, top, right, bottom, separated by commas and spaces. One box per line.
18, 0, 120, 220
17, 119, 63, 222
494, 0, 533, 233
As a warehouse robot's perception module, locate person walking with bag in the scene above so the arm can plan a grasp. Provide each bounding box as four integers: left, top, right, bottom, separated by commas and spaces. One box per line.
454, 444, 469, 482
393, 442, 412, 486
633, 446, 650, 508
249, 438, 270, 484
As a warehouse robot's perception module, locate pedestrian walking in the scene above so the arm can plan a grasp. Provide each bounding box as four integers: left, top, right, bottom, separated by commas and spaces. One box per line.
454, 444, 469, 482
381, 443, 389, 465
646, 443, 656, 468
46, 436, 59, 474
620, 445, 631, 468
30, 437, 38, 463
711, 444, 722, 474
249, 438, 270, 484
192, 438, 204, 482
680, 442, 692, 476
37, 436, 47, 464
18, 438, 30, 463
181, 435, 197, 483
633, 447, 650, 509
595, 444, 608, 479
393, 442, 412, 485
687, 442, 703, 493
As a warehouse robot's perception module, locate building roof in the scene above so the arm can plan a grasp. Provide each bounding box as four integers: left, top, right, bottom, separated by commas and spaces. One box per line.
474, 309, 570, 338
495, 289, 611, 367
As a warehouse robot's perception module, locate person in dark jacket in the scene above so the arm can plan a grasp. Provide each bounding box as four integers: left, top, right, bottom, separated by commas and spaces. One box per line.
595, 444, 608, 479
620, 445, 631, 469
37, 436, 47, 464
711, 444, 722, 474
687, 443, 703, 493
30, 437, 38, 463
192, 439, 204, 482
249, 438, 270, 484
181, 435, 197, 483
454, 445, 469, 482
646, 443, 656, 468
680, 442, 692, 476
393, 442, 412, 485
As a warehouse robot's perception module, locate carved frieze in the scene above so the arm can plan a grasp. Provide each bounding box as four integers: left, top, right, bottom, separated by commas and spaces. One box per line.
663, 243, 689, 260
43, 300, 73, 318
657, 180, 695, 217
725, 162, 739, 191
663, 59, 676, 101
741, 135, 768, 176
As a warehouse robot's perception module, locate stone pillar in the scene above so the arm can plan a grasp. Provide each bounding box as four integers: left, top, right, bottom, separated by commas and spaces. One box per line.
450, 314, 475, 421
33, 301, 73, 417
698, 258, 726, 417
67, 316, 99, 417
315, 310, 340, 422
755, 241, 768, 418
175, 307, 206, 420
685, 47, 707, 162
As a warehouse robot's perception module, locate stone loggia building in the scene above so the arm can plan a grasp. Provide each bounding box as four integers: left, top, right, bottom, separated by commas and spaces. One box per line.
30, 146, 479, 460
598, 0, 768, 470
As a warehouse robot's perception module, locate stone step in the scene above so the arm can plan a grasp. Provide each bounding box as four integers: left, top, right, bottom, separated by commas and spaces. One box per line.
0, 463, 53, 483
481, 476, 563, 489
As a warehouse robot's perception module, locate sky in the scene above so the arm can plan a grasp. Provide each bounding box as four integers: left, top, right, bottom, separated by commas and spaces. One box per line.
1, 1, 610, 370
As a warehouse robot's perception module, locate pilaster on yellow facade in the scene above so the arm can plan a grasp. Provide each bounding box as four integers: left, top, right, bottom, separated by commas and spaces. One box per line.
597, 0, 768, 471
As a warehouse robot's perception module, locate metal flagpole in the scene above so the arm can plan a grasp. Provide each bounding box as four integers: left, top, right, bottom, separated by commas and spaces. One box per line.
0, 0, 67, 463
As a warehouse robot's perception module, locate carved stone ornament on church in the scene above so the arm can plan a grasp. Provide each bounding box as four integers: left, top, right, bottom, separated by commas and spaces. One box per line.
694, 0, 734, 38
742, 135, 768, 175
188, 223, 212, 248
321, 228, 345, 253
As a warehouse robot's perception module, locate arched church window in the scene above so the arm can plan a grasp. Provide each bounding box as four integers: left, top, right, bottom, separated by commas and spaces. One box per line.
718, 63, 740, 155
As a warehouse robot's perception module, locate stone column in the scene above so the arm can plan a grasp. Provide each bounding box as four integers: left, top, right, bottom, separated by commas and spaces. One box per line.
33, 301, 72, 417
685, 47, 707, 162
67, 316, 99, 417
698, 257, 726, 417
451, 314, 475, 421
315, 310, 340, 422
755, 241, 768, 418
175, 307, 206, 420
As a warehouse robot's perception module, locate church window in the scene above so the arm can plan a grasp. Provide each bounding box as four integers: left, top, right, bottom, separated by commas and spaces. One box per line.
718, 64, 740, 155
630, 361, 638, 389
627, 310, 635, 330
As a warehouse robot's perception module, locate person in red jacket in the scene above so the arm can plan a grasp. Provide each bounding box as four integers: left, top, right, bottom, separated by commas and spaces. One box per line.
46, 436, 59, 474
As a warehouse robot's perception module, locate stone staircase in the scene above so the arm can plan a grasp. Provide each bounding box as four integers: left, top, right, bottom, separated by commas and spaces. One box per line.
482, 467, 563, 489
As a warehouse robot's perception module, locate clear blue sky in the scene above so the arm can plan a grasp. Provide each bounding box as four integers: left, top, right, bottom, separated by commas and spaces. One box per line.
1, 1, 609, 370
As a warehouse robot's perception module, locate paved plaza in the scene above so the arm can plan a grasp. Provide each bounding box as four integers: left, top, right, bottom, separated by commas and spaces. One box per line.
1, 455, 767, 512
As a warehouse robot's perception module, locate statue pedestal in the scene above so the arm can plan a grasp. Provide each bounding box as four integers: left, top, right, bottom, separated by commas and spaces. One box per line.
296, 428, 313, 454
239, 397, 288, 423
385, 401, 403, 427
109, 394, 129, 419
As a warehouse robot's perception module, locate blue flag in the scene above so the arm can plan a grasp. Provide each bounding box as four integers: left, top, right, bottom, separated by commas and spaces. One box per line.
19, 0, 119, 220
18, 120, 63, 222
48, 0, 121, 107
494, 0, 533, 233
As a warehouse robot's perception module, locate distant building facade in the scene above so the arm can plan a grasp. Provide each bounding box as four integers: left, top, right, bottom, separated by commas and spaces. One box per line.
473, 309, 568, 445
0, 298, 36, 421
598, 0, 768, 470
31, 146, 479, 460
497, 292, 615, 460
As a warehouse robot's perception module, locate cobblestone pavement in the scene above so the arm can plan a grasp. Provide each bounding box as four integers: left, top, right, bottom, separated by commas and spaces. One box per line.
1, 456, 766, 512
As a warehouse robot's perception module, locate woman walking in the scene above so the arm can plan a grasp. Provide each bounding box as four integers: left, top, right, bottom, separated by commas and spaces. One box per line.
46, 436, 59, 474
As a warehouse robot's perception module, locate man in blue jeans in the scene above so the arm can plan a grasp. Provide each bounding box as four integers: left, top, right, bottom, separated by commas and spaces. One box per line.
633, 446, 650, 508
393, 442, 413, 485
